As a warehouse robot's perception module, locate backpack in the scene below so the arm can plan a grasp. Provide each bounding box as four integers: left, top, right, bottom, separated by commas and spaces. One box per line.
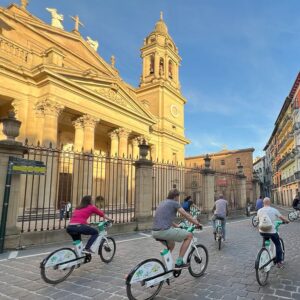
258, 214, 273, 232
182, 201, 191, 211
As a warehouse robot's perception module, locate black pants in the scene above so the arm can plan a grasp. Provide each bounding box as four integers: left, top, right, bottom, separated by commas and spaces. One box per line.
260, 232, 283, 263
67, 224, 98, 250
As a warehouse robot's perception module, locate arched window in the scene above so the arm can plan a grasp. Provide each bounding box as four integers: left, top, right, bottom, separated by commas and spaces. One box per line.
168, 60, 173, 79
149, 55, 154, 75
159, 58, 164, 76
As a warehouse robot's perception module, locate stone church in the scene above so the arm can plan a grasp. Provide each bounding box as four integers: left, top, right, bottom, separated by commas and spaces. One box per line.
0, 2, 189, 164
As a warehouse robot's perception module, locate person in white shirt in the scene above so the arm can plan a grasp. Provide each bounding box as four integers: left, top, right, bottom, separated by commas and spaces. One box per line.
257, 197, 289, 268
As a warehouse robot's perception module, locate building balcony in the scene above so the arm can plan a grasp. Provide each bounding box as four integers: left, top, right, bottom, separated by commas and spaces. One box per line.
295, 171, 300, 180
277, 151, 296, 169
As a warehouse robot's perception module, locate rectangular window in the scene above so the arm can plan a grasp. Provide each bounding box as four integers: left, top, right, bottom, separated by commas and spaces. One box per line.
221, 159, 225, 166
236, 158, 241, 164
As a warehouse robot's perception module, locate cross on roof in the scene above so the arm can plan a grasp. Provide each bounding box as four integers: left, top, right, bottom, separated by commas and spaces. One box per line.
70, 15, 84, 32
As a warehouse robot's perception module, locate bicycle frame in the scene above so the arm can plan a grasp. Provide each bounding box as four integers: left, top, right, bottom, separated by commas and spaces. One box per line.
145, 228, 200, 288
56, 221, 111, 270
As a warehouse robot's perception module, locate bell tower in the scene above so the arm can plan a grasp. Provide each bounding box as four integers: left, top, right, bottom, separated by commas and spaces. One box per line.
136, 12, 188, 164
139, 12, 180, 91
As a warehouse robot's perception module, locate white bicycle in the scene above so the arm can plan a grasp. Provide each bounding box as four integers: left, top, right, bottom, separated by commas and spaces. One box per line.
126, 224, 208, 300
40, 221, 115, 284
255, 221, 286, 286
288, 209, 300, 221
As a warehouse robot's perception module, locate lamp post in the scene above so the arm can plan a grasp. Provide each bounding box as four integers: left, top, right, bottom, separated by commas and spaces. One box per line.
204, 154, 211, 169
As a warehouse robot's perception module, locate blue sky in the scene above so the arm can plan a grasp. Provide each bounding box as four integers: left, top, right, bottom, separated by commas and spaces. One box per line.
2, 0, 300, 158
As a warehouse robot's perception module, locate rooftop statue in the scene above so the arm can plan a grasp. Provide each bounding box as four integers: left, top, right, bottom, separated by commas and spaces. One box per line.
46, 8, 64, 30
20, 0, 28, 10
86, 36, 99, 51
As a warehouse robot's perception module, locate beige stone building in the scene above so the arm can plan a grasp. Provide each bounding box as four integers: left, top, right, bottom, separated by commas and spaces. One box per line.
0, 3, 188, 163
185, 148, 256, 202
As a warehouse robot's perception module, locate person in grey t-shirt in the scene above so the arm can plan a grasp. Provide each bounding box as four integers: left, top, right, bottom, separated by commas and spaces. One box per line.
152, 189, 202, 269
212, 194, 228, 241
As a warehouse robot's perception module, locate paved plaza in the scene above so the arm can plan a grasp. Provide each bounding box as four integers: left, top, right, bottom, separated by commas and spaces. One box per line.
0, 212, 300, 300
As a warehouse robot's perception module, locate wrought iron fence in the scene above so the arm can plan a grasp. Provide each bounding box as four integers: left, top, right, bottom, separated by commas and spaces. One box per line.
17, 143, 136, 233
152, 162, 204, 215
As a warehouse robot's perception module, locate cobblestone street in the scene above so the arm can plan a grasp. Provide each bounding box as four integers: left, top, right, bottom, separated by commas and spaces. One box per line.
0, 213, 299, 300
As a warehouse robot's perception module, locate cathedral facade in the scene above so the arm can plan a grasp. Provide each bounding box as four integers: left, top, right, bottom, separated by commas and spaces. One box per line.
0, 3, 188, 164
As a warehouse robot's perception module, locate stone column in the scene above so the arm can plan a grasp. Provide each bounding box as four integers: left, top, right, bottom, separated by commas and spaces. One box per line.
34, 108, 45, 145
72, 117, 84, 204
150, 144, 156, 161
0, 123, 5, 140
134, 142, 154, 229
109, 130, 119, 157
0, 112, 26, 249
81, 115, 99, 197
200, 155, 216, 215
82, 115, 99, 153
132, 138, 139, 160
73, 118, 84, 152
154, 52, 160, 78
118, 128, 131, 157
35, 98, 64, 148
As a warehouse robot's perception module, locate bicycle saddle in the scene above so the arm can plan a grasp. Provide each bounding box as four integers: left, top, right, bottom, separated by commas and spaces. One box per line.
215, 216, 225, 221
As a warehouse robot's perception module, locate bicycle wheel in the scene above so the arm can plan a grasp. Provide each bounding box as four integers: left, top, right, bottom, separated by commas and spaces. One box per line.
126, 258, 166, 300
255, 248, 271, 286
288, 211, 297, 222
252, 215, 259, 227
279, 238, 285, 261
99, 237, 116, 263
40, 248, 77, 284
188, 244, 208, 277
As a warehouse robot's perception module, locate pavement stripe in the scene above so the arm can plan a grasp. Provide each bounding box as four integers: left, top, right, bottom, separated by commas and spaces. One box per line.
138, 232, 151, 237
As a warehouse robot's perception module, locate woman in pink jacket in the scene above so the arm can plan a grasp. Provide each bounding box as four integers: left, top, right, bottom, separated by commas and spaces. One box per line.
67, 195, 113, 253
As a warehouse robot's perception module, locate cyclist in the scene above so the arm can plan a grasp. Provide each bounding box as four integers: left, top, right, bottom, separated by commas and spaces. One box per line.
182, 195, 201, 216
257, 197, 289, 268
152, 188, 202, 269
66, 195, 113, 253
255, 195, 263, 211
212, 194, 228, 241
292, 195, 300, 211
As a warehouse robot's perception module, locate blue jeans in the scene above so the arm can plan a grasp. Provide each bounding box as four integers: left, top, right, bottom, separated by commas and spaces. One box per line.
67, 224, 98, 250
212, 215, 226, 239
260, 232, 283, 264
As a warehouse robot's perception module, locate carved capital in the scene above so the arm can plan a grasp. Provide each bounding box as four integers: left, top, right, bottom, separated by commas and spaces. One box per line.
108, 129, 119, 140
35, 98, 64, 117
131, 137, 139, 146
118, 128, 131, 139
81, 114, 99, 128
72, 117, 84, 129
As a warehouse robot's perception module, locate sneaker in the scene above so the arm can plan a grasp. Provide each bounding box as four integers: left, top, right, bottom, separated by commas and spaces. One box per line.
277, 262, 284, 269
222, 238, 225, 242
174, 262, 190, 270
82, 248, 94, 254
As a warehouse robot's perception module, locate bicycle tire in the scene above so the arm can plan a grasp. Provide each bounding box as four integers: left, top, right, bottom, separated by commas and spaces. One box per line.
288, 211, 296, 222
99, 237, 116, 263
40, 248, 76, 284
279, 238, 285, 262
126, 258, 166, 300
252, 215, 259, 227
188, 244, 208, 277
218, 237, 222, 250
255, 248, 271, 286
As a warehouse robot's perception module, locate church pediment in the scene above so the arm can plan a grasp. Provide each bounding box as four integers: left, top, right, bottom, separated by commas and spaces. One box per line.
68, 78, 156, 123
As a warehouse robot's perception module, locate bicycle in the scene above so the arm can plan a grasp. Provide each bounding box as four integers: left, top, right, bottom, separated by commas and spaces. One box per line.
255, 221, 286, 286
252, 214, 259, 227
213, 217, 224, 250
125, 224, 208, 300
40, 221, 116, 284
178, 206, 201, 227
288, 209, 300, 221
